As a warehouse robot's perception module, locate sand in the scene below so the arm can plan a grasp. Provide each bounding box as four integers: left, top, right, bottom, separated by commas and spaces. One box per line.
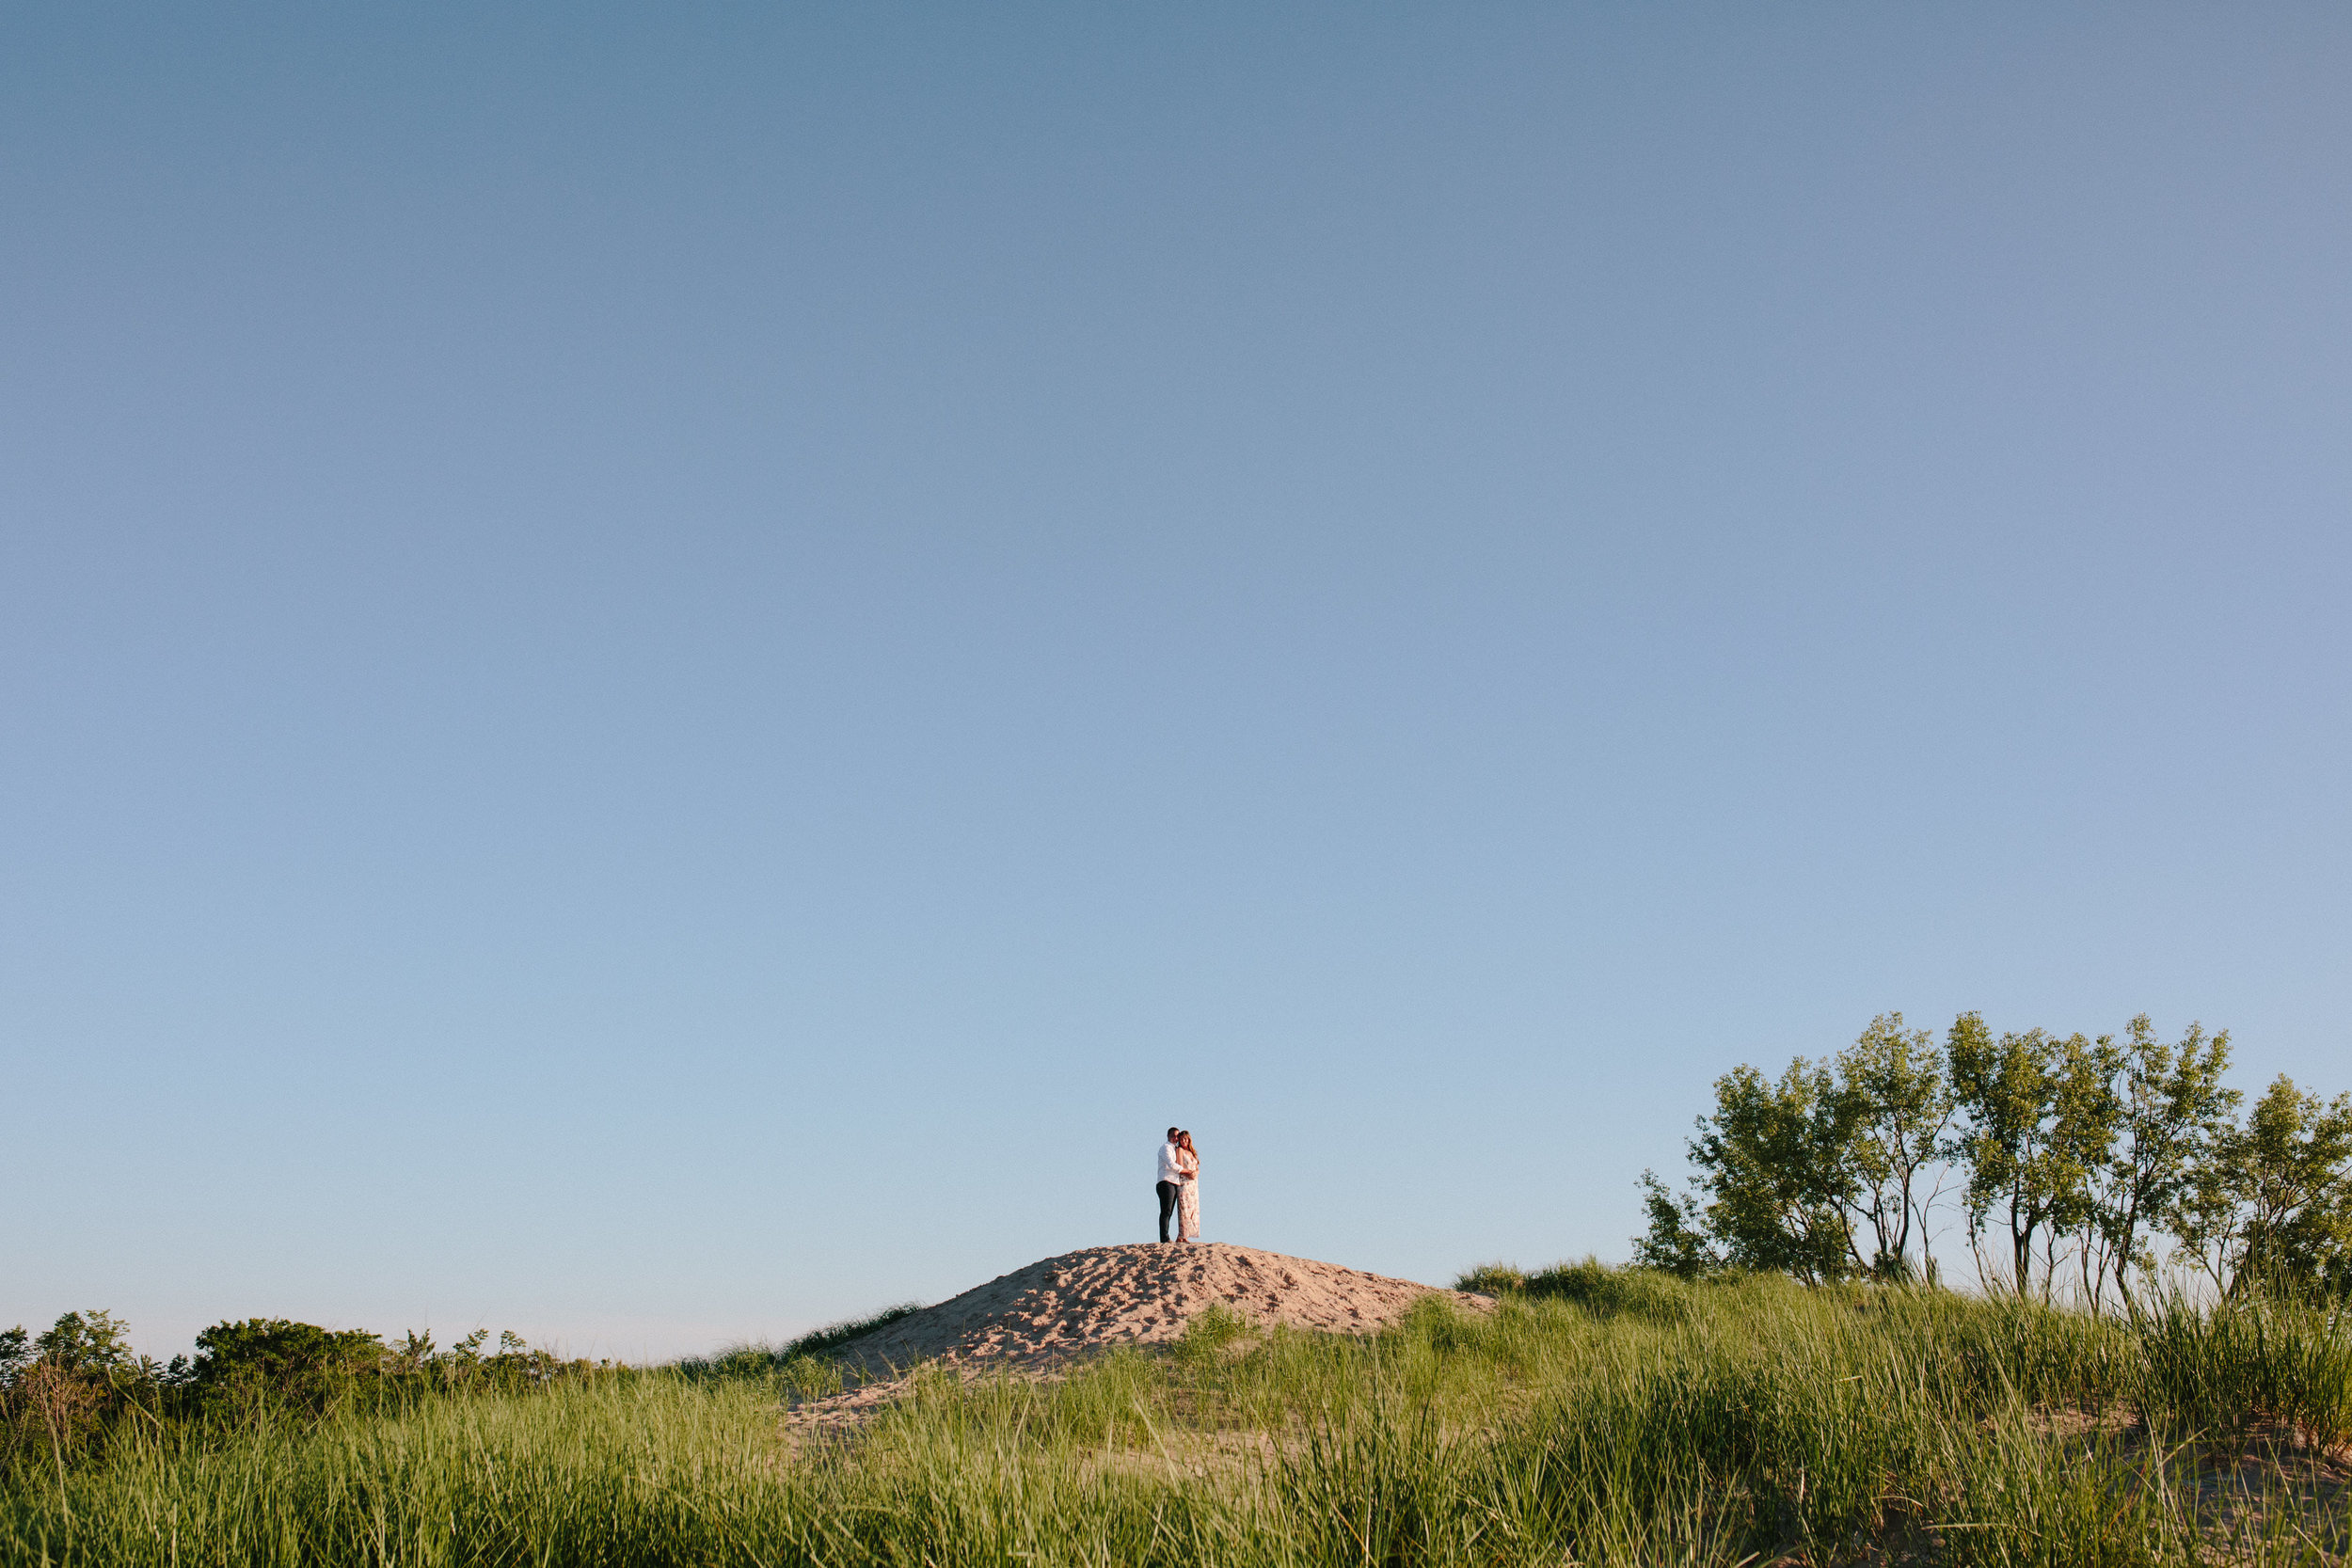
834, 1241, 1487, 1375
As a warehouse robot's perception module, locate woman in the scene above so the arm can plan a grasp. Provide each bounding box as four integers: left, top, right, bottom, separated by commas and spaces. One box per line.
1175, 1130, 1202, 1243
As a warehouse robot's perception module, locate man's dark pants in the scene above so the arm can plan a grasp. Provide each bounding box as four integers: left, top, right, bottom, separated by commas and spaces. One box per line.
1156, 1180, 1180, 1243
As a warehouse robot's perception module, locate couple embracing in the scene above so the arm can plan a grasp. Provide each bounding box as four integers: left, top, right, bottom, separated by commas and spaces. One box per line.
1154, 1128, 1202, 1243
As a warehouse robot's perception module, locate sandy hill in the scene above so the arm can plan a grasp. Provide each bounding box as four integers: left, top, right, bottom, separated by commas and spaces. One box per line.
835, 1242, 1486, 1374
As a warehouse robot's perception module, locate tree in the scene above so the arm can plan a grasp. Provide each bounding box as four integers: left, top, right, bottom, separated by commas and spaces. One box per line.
2179, 1075, 2352, 1300
1684, 1058, 1863, 1284
1632, 1008, 2296, 1303
1834, 1013, 1953, 1281
1632, 1169, 1721, 1277
2047, 1032, 2123, 1303
1946, 1016, 2119, 1299
192, 1320, 386, 1417
31, 1310, 137, 1378
6, 1311, 149, 1482
2083, 1016, 2236, 1310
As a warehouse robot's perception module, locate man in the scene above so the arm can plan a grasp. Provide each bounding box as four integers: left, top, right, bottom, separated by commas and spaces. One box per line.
1156, 1127, 1184, 1243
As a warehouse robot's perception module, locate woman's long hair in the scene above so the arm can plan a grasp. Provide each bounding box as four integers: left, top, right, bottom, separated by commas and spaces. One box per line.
1177, 1130, 1199, 1166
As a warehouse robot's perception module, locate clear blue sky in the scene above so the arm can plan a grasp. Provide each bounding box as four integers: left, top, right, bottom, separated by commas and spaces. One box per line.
6, 4, 2347, 1362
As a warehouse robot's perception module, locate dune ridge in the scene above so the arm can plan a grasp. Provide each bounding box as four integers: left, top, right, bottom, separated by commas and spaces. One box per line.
834, 1242, 1486, 1373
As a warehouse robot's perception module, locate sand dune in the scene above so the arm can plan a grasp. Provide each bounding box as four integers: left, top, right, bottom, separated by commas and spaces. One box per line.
835, 1242, 1486, 1374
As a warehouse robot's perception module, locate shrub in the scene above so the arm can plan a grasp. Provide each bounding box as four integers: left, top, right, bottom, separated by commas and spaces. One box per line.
31, 1311, 138, 1378
1454, 1262, 1527, 1295
191, 1319, 386, 1418
1523, 1257, 1697, 1322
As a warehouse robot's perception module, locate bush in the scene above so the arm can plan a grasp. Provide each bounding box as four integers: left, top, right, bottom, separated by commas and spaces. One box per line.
190, 1319, 385, 1418
1, 1311, 163, 1474
1454, 1262, 1526, 1295
1455, 1257, 1698, 1321
30, 1311, 139, 1378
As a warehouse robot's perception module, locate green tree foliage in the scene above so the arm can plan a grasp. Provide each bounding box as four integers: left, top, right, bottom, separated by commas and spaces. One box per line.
1676, 1058, 1862, 1284
1641, 1016, 1959, 1285
1945, 1017, 2119, 1299
30, 1310, 138, 1378
190, 1319, 387, 1417
1639, 1008, 2347, 1307
3, 1308, 601, 1483
1630, 1170, 1720, 1277
2, 1311, 167, 1481
2083, 1016, 2237, 1310
1835, 1012, 1952, 1280
2180, 1074, 2352, 1300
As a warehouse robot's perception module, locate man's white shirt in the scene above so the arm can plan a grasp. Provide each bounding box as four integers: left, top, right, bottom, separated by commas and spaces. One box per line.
1157, 1140, 1183, 1183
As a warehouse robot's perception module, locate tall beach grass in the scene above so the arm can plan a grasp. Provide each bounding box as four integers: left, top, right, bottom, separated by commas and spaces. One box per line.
7, 1269, 2347, 1566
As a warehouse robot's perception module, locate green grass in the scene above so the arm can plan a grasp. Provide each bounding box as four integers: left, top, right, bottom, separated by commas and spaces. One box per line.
674, 1303, 928, 1400
8, 1270, 2349, 1566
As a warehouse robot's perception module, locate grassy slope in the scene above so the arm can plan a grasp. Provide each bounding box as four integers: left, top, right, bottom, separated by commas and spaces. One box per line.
7, 1270, 2349, 1567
